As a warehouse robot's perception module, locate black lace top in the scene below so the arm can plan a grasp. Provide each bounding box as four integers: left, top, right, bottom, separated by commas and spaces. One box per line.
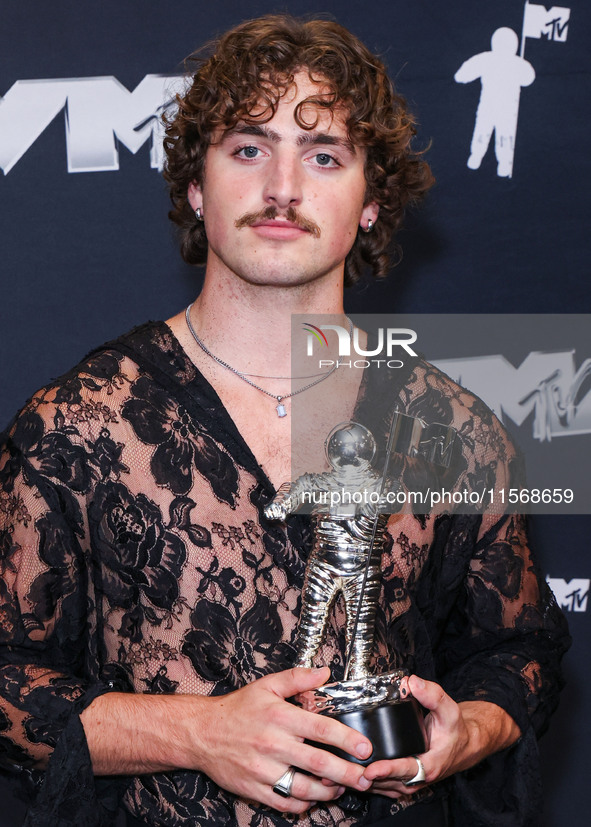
0, 322, 569, 826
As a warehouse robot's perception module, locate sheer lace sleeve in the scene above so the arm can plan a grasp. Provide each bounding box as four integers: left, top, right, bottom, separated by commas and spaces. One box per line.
393, 361, 570, 825
432, 510, 570, 827
0, 381, 128, 825
396, 361, 569, 730
438, 512, 568, 736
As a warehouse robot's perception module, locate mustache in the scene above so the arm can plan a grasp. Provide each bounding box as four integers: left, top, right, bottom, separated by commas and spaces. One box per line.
234, 205, 321, 238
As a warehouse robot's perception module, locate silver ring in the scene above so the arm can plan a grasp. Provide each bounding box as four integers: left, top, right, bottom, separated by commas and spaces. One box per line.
406, 755, 426, 786
272, 766, 296, 798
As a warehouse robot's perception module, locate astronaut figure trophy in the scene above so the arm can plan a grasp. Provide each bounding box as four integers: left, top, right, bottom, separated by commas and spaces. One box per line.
264, 416, 456, 765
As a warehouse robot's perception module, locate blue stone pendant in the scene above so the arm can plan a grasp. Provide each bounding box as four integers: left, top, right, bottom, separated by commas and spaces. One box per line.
276, 402, 287, 417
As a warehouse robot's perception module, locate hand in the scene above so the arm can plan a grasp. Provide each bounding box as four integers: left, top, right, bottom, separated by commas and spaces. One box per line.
190, 667, 374, 814
361, 675, 520, 798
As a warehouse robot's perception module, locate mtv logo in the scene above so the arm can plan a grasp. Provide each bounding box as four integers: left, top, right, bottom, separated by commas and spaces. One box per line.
546, 576, 589, 612
523, 5, 570, 43
434, 352, 591, 442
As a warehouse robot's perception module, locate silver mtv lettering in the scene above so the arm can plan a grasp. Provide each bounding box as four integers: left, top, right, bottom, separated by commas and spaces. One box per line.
62, 75, 178, 172
520, 358, 591, 441
435, 352, 591, 441
546, 576, 589, 612
0, 80, 70, 174
0, 75, 182, 174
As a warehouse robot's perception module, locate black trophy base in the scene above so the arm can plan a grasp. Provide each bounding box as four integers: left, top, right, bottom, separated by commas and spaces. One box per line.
312, 699, 427, 766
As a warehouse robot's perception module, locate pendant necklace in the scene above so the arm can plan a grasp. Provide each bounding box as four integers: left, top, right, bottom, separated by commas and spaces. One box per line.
185, 304, 351, 418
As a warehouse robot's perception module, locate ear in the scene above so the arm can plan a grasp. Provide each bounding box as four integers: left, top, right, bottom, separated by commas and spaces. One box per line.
360, 201, 379, 232
187, 181, 203, 211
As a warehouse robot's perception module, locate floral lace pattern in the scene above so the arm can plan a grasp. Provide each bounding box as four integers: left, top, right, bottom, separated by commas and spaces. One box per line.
0, 322, 569, 826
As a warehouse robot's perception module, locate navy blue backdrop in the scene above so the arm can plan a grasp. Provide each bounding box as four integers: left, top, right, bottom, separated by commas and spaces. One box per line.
1, 1, 589, 824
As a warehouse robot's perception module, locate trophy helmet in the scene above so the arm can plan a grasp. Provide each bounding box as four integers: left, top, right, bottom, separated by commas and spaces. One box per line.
325, 422, 377, 469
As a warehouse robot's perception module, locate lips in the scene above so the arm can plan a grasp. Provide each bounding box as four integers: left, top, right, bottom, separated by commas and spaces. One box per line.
250, 220, 310, 239
253, 219, 304, 230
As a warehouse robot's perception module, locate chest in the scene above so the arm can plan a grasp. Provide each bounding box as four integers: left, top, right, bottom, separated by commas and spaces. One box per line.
205, 372, 363, 492
223, 389, 294, 487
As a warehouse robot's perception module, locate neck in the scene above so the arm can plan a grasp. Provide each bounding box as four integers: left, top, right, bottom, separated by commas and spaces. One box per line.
189, 263, 347, 374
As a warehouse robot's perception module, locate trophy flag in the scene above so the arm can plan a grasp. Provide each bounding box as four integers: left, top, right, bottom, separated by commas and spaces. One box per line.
520, 2, 571, 57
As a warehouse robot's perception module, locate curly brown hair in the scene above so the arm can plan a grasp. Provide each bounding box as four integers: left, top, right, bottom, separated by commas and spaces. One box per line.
163, 14, 434, 287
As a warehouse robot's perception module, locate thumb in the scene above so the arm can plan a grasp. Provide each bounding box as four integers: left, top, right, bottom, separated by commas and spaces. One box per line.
408, 675, 458, 728
264, 666, 331, 699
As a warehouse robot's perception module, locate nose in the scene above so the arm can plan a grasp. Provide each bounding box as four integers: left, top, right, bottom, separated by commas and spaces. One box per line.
263, 155, 303, 209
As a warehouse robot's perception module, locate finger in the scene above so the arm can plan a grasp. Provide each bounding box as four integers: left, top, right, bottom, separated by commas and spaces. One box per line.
363, 755, 428, 785
268, 790, 313, 815
289, 740, 372, 792
255, 698, 372, 787
408, 675, 459, 728
265, 772, 345, 813
362, 781, 406, 800
370, 773, 426, 791
263, 666, 332, 699
362, 782, 404, 799
296, 709, 373, 767
290, 772, 346, 803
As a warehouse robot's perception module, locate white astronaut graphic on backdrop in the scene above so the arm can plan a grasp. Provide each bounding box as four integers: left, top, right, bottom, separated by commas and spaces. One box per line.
455, 27, 535, 178
454, 4, 571, 179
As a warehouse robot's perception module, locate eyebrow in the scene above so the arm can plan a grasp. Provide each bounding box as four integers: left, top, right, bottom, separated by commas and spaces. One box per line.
298, 131, 356, 155
225, 124, 356, 154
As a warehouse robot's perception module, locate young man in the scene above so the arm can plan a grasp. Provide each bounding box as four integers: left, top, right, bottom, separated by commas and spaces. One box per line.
0, 15, 568, 827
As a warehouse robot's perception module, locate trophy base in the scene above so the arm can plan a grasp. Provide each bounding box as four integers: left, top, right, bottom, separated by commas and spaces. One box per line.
295, 671, 427, 766
320, 698, 427, 765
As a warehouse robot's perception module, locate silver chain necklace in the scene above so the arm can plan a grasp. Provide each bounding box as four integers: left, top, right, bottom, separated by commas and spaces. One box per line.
185, 304, 350, 418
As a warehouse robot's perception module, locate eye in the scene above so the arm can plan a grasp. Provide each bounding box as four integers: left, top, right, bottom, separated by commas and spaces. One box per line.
233, 145, 260, 160
312, 153, 340, 168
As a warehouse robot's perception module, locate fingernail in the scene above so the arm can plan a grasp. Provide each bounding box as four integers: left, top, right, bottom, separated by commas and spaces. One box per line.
337, 786, 345, 796
413, 677, 425, 689
357, 742, 371, 759
358, 777, 371, 790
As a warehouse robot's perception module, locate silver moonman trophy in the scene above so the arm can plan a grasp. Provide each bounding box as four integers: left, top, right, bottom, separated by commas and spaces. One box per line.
264, 414, 456, 765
